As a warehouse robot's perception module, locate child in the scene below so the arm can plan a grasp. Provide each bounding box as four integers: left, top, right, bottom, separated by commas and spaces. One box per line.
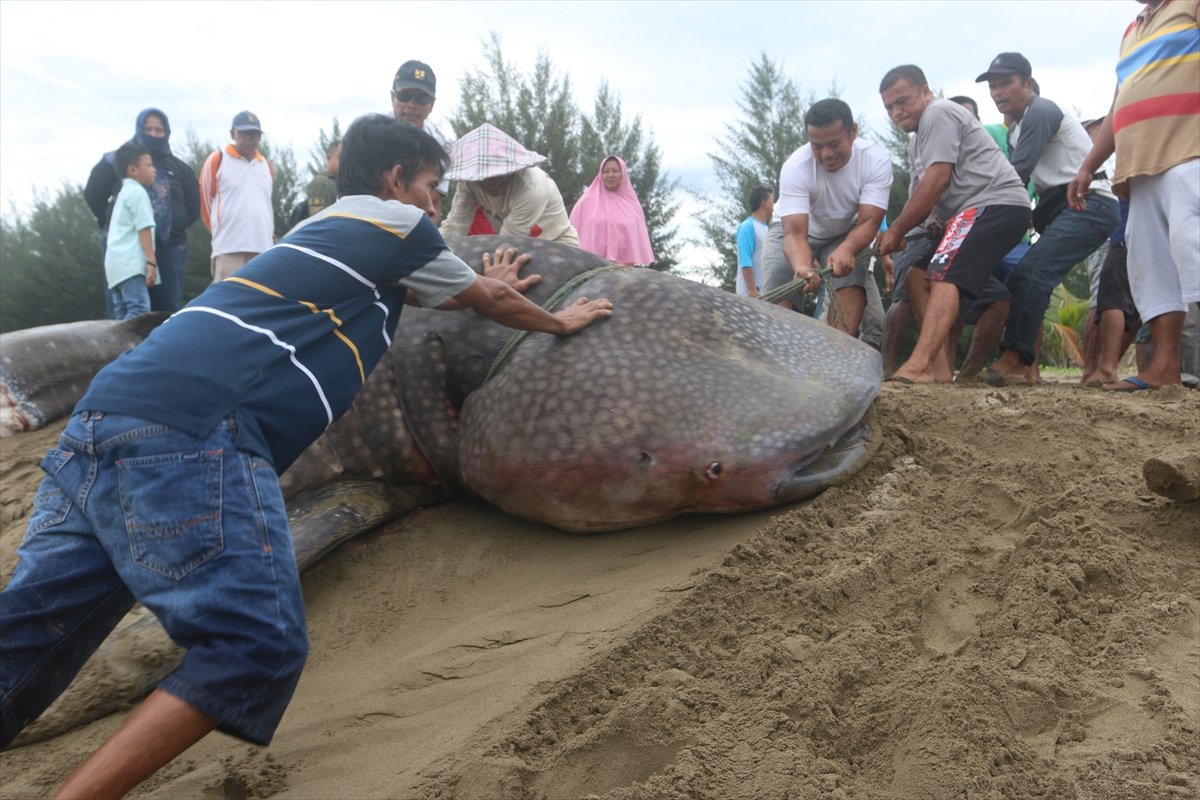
105, 144, 159, 319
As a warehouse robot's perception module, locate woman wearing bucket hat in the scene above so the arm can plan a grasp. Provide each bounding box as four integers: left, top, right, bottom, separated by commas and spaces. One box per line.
440, 124, 579, 246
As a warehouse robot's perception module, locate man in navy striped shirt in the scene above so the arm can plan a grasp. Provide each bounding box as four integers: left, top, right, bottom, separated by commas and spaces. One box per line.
0, 114, 612, 798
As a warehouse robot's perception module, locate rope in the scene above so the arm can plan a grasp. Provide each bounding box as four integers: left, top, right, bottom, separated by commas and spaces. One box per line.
485, 264, 627, 384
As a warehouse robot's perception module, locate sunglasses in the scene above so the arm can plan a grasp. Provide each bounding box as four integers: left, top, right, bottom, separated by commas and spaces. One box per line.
393, 90, 433, 105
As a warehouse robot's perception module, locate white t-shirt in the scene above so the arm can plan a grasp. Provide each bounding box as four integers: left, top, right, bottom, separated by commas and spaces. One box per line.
773, 139, 893, 240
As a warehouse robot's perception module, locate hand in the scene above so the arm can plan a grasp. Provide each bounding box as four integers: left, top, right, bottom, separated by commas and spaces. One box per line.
482, 247, 539, 293
553, 296, 613, 335
878, 228, 906, 258
1066, 169, 1092, 213
746, 286, 759, 299
826, 246, 857, 278
792, 264, 822, 295
881, 253, 895, 294
145, 265, 157, 288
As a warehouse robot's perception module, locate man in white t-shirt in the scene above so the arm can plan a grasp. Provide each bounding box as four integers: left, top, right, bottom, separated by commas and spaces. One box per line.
760, 99, 893, 338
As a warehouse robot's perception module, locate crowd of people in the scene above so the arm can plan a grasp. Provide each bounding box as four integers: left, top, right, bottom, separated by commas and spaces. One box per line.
2, 2, 1197, 795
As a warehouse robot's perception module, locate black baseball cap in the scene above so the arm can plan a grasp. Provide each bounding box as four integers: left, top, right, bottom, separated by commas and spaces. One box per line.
393, 60, 436, 98
231, 111, 263, 132
975, 52, 1032, 82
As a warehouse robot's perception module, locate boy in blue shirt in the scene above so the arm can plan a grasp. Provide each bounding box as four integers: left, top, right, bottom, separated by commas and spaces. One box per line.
105, 144, 159, 319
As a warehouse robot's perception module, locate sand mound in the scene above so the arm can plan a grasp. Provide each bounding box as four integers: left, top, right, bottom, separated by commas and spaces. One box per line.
1, 383, 1197, 799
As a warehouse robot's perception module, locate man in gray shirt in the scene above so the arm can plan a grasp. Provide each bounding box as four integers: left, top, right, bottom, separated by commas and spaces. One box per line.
977, 52, 1120, 385
877, 64, 1032, 384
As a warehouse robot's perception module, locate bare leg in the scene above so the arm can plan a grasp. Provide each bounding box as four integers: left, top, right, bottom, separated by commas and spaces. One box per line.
892, 281, 959, 384
1090, 309, 1130, 385
829, 286, 866, 337
958, 300, 1009, 382
1106, 310, 1184, 390
1080, 307, 1100, 383
881, 300, 912, 377
906, 268, 930, 330
55, 690, 217, 800
947, 318, 965, 379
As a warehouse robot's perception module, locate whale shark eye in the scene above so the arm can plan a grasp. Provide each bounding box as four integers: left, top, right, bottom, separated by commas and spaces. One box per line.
637, 452, 653, 467
705, 462, 722, 480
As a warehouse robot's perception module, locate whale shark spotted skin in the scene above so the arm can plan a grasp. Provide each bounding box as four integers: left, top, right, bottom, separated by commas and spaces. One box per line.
0, 234, 881, 744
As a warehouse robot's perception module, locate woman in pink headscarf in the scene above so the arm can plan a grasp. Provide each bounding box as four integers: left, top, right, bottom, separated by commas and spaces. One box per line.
569, 156, 655, 266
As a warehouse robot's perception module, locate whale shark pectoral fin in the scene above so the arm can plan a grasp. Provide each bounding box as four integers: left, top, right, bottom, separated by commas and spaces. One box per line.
287, 479, 451, 570
394, 330, 462, 489
777, 408, 882, 502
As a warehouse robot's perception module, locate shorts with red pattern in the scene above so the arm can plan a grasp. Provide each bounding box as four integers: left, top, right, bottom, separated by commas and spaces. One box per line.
923, 204, 1031, 299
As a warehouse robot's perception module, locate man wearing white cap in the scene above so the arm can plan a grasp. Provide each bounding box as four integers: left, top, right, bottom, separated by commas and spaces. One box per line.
439, 123, 580, 246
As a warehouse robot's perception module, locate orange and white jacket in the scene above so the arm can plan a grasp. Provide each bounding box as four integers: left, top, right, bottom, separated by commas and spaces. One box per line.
199, 145, 275, 257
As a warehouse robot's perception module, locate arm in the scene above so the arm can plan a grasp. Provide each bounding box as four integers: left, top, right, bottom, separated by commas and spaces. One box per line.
179, 158, 202, 230
827, 204, 885, 277
438, 184, 475, 236
139, 227, 158, 287
1068, 89, 1118, 211
879, 163, 952, 256
84, 158, 118, 228
446, 275, 612, 335
498, 172, 553, 237
198, 151, 219, 233
1008, 99, 1062, 186
781, 214, 820, 293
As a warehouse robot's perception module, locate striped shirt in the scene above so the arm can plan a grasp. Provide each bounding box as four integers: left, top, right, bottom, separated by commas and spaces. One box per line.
79, 195, 478, 471
1112, 0, 1200, 188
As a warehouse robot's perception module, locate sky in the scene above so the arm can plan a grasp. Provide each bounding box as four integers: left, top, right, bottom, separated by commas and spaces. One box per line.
0, 0, 1137, 268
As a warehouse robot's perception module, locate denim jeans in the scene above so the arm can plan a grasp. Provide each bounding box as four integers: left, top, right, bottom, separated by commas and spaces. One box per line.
149, 243, 187, 313
0, 413, 307, 746
109, 274, 151, 320
1000, 194, 1119, 364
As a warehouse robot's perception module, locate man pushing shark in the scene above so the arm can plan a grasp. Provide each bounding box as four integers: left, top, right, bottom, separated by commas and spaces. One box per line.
0, 113, 612, 798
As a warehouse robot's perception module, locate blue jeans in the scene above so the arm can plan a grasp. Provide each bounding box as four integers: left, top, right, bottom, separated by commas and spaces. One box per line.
109, 274, 151, 320
149, 243, 187, 313
0, 413, 307, 746
1000, 194, 1119, 364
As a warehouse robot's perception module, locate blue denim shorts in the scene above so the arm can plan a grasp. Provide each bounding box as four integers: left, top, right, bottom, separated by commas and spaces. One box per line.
0, 412, 307, 746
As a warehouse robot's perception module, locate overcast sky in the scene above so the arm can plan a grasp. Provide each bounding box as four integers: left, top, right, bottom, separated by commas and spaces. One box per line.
1, 0, 1136, 263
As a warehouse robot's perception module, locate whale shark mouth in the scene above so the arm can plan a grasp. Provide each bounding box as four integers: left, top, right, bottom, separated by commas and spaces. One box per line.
772, 415, 879, 504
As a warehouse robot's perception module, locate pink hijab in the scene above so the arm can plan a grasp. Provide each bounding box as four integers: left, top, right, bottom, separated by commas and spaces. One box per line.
569, 156, 655, 265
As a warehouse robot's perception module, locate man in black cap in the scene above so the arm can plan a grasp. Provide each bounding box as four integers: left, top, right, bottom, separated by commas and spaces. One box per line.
391, 60, 449, 223
199, 111, 276, 282
975, 53, 1120, 385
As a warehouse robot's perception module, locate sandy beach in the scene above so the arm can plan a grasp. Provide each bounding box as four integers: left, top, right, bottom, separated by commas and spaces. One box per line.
1, 382, 1197, 799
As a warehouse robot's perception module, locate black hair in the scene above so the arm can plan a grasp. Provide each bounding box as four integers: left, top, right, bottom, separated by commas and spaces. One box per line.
326, 138, 342, 156
336, 114, 447, 197
880, 65, 928, 93
748, 185, 774, 213
804, 98, 854, 134
115, 143, 151, 178
949, 95, 980, 119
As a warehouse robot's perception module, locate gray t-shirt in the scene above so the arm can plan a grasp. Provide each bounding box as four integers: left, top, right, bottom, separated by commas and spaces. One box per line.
908, 99, 1030, 222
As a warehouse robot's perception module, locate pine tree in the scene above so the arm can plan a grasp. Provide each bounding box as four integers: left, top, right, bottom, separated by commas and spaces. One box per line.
697, 53, 811, 290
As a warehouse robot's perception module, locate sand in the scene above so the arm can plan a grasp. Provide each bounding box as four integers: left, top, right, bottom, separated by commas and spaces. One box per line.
0, 383, 1197, 799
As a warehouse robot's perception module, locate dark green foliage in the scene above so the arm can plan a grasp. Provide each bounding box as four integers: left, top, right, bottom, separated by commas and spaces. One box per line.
450, 33, 680, 271
0, 186, 106, 332
696, 53, 811, 291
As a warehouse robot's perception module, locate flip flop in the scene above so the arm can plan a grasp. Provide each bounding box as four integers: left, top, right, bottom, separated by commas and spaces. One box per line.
885, 376, 916, 385
984, 368, 1014, 387
1105, 376, 1152, 392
